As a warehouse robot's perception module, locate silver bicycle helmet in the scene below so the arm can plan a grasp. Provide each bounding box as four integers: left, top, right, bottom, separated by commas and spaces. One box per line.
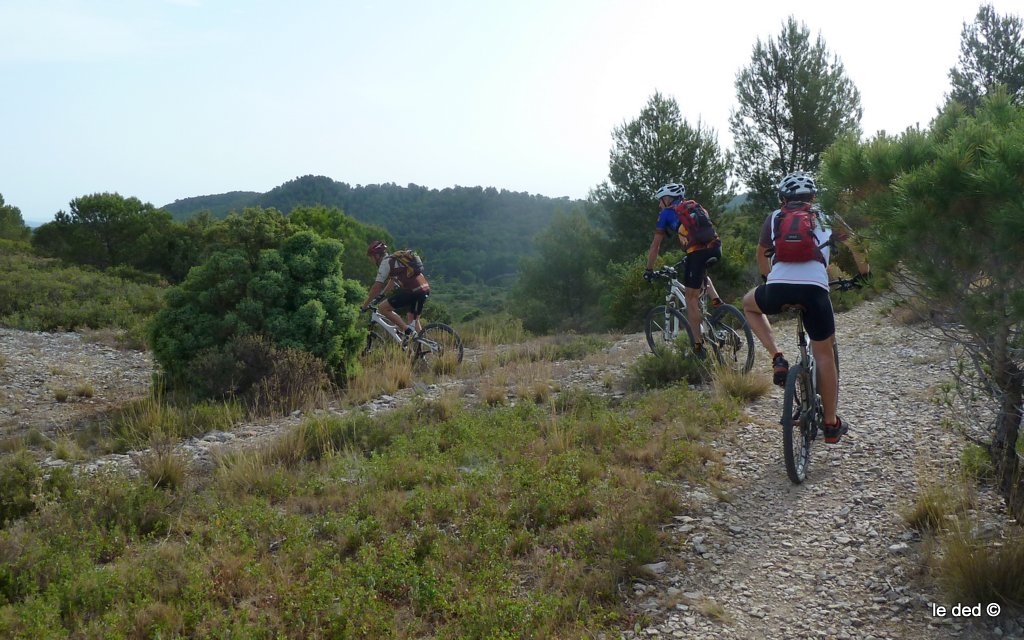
654, 183, 686, 200
777, 171, 817, 199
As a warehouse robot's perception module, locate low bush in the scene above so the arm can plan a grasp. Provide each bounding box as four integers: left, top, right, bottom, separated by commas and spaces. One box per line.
149, 231, 365, 396
626, 345, 710, 390
0, 247, 162, 344
0, 450, 40, 527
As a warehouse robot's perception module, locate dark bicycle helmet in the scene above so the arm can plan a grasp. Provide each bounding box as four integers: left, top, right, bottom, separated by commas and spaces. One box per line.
654, 183, 686, 200
777, 171, 817, 199
367, 240, 388, 257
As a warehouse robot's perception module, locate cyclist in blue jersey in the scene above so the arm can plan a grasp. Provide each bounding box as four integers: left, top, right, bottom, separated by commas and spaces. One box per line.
644, 182, 724, 357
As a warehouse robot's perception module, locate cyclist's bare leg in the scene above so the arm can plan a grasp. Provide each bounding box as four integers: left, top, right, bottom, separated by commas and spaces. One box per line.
811, 336, 838, 425
684, 285, 703, 348
407, 312, 422, 333
378, 300, 409, 332
742, 288, 781, 355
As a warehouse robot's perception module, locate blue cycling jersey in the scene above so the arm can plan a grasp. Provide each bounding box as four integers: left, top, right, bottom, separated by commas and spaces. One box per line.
655, 200, 681, 235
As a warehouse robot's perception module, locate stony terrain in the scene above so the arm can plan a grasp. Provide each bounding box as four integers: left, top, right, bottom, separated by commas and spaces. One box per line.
621, 299, 1021, 640
0, 298, 1021, 639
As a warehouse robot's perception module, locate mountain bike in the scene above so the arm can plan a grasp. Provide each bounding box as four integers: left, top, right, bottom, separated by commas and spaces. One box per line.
643, 260, 755, 373
781, 277, 862, 484
361, 299, 463, 368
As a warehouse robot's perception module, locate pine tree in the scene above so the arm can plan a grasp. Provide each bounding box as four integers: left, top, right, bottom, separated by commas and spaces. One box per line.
730, 17, 861, 209
823, 90, 1024, 520
948, 4, 1024, 112
592, 92, 732, 259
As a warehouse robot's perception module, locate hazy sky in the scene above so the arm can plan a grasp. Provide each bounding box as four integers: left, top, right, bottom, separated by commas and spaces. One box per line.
1, 0, 1018, 224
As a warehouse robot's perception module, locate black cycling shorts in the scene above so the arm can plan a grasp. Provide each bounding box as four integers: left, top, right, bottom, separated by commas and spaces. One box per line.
677, 245, 722, 290
387, 291, 429, 318
754, 283, 835, 342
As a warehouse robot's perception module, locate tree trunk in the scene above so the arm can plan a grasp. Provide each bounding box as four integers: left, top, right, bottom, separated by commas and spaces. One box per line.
991, 363, 1024, 522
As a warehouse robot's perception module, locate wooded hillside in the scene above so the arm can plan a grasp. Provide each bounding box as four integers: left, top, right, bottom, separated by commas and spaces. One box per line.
163, 175, 583, 285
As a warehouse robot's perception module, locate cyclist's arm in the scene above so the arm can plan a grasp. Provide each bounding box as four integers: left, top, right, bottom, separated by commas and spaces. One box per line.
757, 244, 773, 278
647, 209, 677, 270
757, 214, 774, 278
646, 229, 665, 271
831, 214, 871, 276
362, 258, 393, 307
363, 281, 385, 308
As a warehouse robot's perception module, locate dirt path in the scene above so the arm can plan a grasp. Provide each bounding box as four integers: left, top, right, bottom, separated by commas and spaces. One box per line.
623, 298, 1020, 639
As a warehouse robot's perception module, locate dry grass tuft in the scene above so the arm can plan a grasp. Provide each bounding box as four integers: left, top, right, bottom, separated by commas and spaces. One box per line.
346, 343, 414, 405
139, 445, 187, 490
711, 365, 772, 402
903, 477, 973, 533
937, 523, 1024, 612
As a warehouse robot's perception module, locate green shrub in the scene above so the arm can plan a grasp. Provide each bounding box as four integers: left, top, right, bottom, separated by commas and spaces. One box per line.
0, 247, 163, 340
600, 254, 669, 332
626, 346, 710, 390
188, 334, 331, 414
149, 230, 365, 396
0, 451, 39, 527
960, 444, 995, 481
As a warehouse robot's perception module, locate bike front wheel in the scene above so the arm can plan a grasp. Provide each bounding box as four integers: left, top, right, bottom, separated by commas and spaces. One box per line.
781, 363, 816, 484
706, 304, 755, 373
413, 323, 464, 371
643, 305, 694, 355
363, 325, 390, 357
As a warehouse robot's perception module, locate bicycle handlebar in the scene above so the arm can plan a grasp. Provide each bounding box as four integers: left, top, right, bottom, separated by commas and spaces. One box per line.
361, 293, 387, 312
829, 276, 864, 292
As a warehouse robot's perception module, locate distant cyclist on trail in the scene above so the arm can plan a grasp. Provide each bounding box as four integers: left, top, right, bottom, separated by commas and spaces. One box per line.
644, 182, 724, 358
741, 171, 871, 444
361, 241, 431, 343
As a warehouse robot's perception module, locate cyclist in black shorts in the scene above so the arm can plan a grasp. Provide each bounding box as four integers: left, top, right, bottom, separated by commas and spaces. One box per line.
644, 182, 724, 357
361, 241, 431, 343
742, 172, 870, 444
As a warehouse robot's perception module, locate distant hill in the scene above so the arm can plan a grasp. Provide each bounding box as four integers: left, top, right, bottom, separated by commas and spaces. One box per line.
163, 191, 261, 219
162, 175, 583, 285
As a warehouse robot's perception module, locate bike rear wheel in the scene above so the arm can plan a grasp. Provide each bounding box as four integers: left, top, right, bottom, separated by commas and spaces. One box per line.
643, 305, 694, 355
707, 304, 755, 373
413, 323, 464, 370
781, 363, 815, 484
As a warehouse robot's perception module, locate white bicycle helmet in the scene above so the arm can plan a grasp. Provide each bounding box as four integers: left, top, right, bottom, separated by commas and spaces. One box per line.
777, 171, 817, 199
654, 183, 686, 200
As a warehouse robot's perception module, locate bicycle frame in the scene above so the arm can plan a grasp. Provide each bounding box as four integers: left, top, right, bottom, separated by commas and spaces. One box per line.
368, 309, 404, 346
660, 271, 711, 338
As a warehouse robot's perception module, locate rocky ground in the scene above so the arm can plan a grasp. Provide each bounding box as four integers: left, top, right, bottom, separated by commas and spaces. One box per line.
621, 299, 1022, 640
0, 298, 1021, 639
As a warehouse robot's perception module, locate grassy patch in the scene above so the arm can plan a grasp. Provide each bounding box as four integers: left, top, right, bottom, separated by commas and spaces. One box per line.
711, 365, 772, 402
960, 444, 995, 482
0, 386, 742, 637
0, 246, 163, 346
626, 345, 709, 391
496, 334, 610, 366
936, 527, 1024, 612
460, 312, 531, 347
73, 396, 245, 454
344, 341, 414, 405
903, 475, 973, 534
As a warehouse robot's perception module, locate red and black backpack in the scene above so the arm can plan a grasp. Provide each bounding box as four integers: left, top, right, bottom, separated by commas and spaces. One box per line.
673, 200, 717, 246
771, 202, 827, 264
